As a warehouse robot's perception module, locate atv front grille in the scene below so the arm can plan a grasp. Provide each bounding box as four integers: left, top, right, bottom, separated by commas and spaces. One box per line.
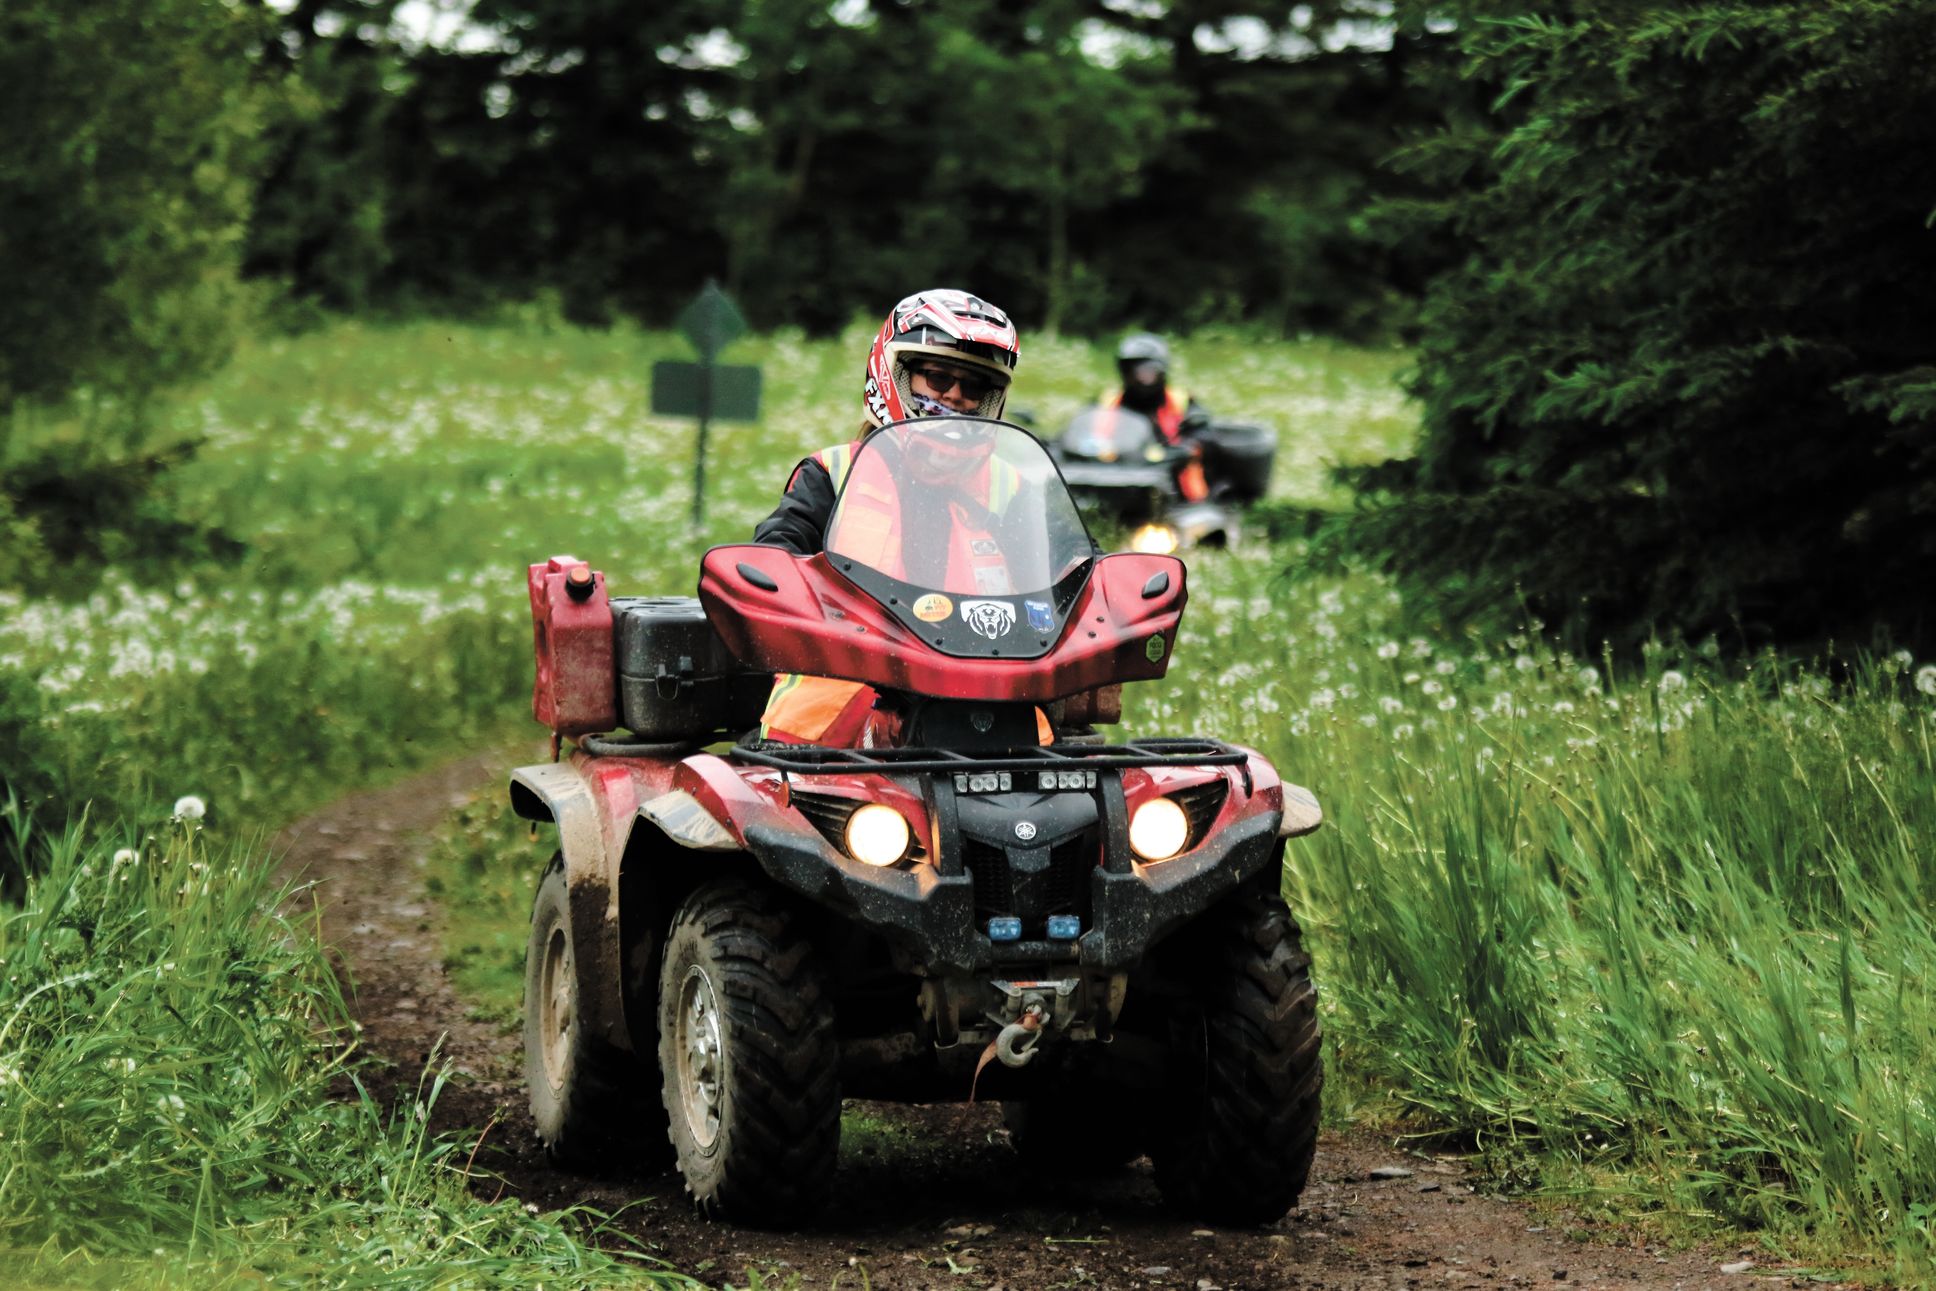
1170, 779, 1230, 849
1044, 833, 1096, 915
789, 791, 926, 861
964, 838, 1012, 918
964, 830, 1096, 930
789, 791, 857, 851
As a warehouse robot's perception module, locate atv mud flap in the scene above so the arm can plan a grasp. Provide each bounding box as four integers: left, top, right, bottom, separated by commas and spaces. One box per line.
736, 808, 1282, 974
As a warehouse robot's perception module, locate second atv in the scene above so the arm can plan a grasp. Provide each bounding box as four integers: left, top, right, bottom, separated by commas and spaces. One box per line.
1051, 406, 1277, 551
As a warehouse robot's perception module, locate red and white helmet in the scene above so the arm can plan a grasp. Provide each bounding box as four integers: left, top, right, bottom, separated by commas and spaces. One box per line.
862, 289, 1019, 429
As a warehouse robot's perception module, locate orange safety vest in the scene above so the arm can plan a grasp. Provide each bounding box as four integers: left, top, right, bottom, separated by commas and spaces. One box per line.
1099, 387, 1206, 501
760, 441, 1048, 746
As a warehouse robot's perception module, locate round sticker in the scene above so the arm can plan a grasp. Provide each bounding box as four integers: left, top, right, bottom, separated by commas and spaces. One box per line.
913, 593, 953, 622
1145, 633, 1167, 663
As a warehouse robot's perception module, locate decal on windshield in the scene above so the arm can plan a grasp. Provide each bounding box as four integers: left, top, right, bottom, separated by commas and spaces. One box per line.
913, 593, 953, 622
1024, 600, 1054, 632
960, 600, 1016, 640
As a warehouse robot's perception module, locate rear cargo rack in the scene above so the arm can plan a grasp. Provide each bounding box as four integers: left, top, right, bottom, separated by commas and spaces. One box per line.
729, 736, 1248, 776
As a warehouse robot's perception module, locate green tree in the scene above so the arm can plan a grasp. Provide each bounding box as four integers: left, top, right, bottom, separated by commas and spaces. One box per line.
0, 0, 274, 409
1347, 3, 1936, 650
0, 0, 276, 583
245, 0, 407, 316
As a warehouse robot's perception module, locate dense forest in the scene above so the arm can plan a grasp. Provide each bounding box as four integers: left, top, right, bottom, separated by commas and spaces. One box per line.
241, 0, 1456, 334
4, 0, 1934, 649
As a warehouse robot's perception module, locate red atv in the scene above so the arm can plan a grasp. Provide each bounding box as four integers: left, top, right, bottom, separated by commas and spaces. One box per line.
511, 418, 1324, 1225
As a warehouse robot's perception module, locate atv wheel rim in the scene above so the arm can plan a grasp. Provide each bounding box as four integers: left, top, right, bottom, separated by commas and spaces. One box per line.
675, 965, 725, 1152
539, 924, 573, 1091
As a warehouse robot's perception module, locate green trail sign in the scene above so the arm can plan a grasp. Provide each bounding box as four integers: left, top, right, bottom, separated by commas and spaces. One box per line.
649, 361, 762, 421
677, 280, 748, 361
652, 281, 761, 530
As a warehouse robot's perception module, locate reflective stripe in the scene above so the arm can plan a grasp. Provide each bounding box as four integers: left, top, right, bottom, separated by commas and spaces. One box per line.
987, 458, 1021, 514
812, 442, 858, 492
758, 672, 807, 740
760, 675, 873, 743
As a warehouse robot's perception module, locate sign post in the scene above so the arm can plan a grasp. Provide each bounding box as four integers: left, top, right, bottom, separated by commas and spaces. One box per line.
652, 281, 761, 532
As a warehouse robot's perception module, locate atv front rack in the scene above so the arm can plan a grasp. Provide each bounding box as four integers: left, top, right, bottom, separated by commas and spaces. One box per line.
729, 736, 1249, 776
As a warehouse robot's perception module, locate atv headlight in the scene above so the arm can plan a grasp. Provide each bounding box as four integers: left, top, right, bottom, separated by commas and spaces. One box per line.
1128, 797, 1189, 862
1130, 523, 1179, 555
845, 803, 911, 867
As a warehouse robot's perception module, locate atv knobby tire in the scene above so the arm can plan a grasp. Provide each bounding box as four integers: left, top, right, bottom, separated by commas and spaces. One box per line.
659, 878, 839, 1223
1150, 889, 1323, 1225
524, 853, 665, 1170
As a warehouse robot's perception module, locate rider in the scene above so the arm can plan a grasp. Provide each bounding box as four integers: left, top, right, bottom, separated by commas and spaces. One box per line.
1101, 332, 1212, 501
754, 289, 1018, 557
753, 289, 1022, 745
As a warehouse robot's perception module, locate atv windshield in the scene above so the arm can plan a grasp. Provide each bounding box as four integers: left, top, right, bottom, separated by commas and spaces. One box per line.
1060, 405, 1161, 459
825, 419, 1094, 658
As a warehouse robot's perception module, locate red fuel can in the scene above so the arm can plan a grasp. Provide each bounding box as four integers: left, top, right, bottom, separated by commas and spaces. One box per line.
528, 554, 617, 737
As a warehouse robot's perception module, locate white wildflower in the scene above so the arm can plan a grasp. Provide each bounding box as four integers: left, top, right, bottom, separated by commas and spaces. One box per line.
172, 795, 206, 821
1658, 670, 1687, 694
1917, 665, 1936, 697
1376, 641, 1400, 660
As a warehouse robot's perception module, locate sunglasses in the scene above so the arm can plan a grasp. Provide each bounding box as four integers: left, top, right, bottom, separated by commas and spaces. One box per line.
910, 365, 999, 402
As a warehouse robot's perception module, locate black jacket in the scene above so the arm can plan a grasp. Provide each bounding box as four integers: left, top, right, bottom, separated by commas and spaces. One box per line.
752, 456, 839, 556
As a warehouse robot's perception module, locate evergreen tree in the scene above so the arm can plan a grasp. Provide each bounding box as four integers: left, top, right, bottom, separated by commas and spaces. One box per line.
0, 0, 276, 585
1349, 2, 1936, 650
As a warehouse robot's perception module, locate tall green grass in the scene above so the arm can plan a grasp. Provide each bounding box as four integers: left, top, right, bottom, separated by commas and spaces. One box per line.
11, 314, 1936, 1280
0, 807, 684, 1286
1158, 553, 1936, 1276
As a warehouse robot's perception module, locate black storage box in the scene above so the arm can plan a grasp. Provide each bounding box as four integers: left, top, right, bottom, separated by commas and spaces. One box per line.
612, 596, 769, 740
1198, 421, 1277, 502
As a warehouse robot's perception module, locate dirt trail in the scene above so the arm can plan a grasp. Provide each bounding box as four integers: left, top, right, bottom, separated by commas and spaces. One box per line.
277, 758, 1815, 1291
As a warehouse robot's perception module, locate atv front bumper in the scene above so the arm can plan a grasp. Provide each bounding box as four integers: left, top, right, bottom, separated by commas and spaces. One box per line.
733, 742, 1286, 974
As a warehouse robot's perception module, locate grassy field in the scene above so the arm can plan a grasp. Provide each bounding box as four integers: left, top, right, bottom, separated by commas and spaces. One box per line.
5, 314, 1934, 1283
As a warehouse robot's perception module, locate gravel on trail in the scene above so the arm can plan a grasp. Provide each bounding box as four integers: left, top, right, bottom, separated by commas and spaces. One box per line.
277, 755, 1826, 1291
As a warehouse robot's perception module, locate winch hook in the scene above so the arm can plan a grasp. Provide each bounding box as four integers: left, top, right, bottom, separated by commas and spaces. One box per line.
994, 1002, 1046, 1068
969, 999, 1051, 1101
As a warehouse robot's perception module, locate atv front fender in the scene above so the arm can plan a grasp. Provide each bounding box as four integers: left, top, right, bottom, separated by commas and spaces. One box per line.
509, 762, 632, 1055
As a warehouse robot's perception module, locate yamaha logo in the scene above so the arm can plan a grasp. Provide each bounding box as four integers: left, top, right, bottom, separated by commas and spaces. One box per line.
1014, 821, 1038, 841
